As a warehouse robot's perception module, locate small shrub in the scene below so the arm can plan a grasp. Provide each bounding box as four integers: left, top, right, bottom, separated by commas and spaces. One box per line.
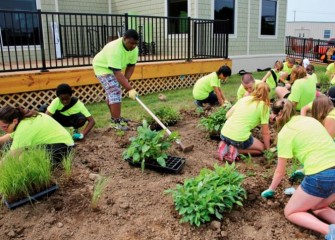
144, 106, 181, 129
0, 146, 53, 202
122, 120, 178, 170
165, 163, 246, 226
91, 176, 109, 210
199, 106, 231, 135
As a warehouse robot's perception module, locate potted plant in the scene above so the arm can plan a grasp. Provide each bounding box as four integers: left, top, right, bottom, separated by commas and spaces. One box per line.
122, 120, 185, 173
199, 105, 231, 140
0, 146, 58, 209
143, 106, 181, 130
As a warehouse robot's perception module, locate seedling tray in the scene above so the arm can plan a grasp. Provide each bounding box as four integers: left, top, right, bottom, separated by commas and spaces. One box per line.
4, 184, 59, 210
126, 156, 185, 174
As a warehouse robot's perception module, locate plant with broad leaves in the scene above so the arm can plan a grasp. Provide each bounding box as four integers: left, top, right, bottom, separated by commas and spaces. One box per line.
199, 105, 231, 135
122, 120, 178, 170
165, 163, 246, 226
263, 149, 277, 164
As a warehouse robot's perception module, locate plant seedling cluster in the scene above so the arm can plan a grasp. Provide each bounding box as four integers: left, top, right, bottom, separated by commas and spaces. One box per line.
199, 105, 231, 135
0, 146, 53, 202
144, 106, 181, 129
122, 120, 178, 170
166, 163, 246, 226
91, 176, 109, 210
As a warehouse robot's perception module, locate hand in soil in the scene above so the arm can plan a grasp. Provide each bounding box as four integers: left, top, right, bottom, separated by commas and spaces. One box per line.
261, 189, 275, 199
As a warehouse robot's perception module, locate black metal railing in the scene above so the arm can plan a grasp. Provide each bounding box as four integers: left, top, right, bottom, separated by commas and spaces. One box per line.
0, 10, 229, 72
285, 36, 334, 63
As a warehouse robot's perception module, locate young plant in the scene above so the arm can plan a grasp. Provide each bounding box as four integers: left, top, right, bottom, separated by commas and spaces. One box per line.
318, 73, 330, 92
122, 120, 178, 170
62, 150, 74, 178
287, 157, 302, 176
0, 146, 52, 202
91, 176, 109, 210
144, 106, 181, 129
239, 153, 252, 165
165, 163, 246, 226
199, 105, 231, 135
263, 149, 277, 165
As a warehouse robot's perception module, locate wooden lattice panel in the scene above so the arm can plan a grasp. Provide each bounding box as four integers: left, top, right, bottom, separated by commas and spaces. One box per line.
0, 73, 208, 109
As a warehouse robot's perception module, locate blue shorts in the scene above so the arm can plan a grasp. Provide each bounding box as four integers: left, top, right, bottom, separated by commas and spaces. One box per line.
220, 134, 254, 149
96, 74, 121, 104
301, 168, 335, 198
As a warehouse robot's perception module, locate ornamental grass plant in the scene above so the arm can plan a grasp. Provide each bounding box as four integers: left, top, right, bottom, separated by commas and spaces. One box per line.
0, 146, 53, 203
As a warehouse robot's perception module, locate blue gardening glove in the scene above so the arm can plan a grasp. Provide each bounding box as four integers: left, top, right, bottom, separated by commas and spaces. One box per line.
261, 189, 275, 199
73, 133, 84, 140
289, 169, 305, 183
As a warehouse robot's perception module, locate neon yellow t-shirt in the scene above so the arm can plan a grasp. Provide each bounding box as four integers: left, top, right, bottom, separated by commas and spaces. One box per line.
307, 73, 318, 85
221, 96, 270, 141
47, 98, 91, 117
277, 115, 335, 175
282, 62, 294, 75
236, 79, 262, 100
10, 113, 74, 151
288, 78, 316, 111
92, 38, 139, 76
193, 72, 220, 100
265, 69, 280, 99
327, 108, 335, 120
326, 63, 335, 75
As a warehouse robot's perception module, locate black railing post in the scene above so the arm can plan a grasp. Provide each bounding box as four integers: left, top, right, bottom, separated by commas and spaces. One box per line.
224, 21, 229, 59
187, 17, 191, 61
302, 38, 306, 60
124, 13, 129, 31
193, 20, 197, 57
37, 10, 48, 72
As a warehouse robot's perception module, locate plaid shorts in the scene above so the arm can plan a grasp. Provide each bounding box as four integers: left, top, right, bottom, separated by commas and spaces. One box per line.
96, 74, 121, 104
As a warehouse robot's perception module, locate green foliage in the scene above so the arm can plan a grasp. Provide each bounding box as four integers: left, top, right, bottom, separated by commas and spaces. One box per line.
263, 150, 277, 164
122, 120, 178, 170
165, 163, 246, 226
62, 150, 74, 178
287, 157, 302, 176
319, 73, 330, 85
91, 176, 109, 209
0, 147, 52, 201
144, 106, 181, 128
239, 153, 252, 165
199, 106, 231, 134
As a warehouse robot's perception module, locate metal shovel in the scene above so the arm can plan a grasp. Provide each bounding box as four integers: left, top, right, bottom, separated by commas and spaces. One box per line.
135, 96, 194, 153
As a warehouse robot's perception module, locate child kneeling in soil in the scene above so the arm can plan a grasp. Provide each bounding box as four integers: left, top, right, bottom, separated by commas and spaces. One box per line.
0, 105, 74, 165
193, 65, 231, 108
236, 73, 262, 100
218, 82, 270, 162
43, 83, 95, 140
261, 99, 335, 240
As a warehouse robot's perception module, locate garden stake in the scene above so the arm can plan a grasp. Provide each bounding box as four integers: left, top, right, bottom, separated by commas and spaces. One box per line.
135, 96, 194, 152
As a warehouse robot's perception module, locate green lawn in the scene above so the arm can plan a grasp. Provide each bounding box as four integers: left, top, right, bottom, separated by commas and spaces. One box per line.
86, 64, 327, 128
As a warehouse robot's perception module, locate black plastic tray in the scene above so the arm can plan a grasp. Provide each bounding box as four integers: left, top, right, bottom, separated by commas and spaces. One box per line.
4, 184, 59, 210
126, 156, 185, 174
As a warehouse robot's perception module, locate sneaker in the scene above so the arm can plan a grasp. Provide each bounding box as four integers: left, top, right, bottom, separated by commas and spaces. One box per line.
325, 224, 335, 240
217, 141, 229, 161
224, 145, 239, 163
119, 117, 130, 123
194, 100, 203, 109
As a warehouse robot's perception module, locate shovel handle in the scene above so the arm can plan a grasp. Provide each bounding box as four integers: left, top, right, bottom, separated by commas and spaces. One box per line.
135, 96, 172, 135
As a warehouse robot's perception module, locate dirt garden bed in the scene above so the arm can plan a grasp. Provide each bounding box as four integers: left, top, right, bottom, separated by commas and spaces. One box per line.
0, 108, 322, 240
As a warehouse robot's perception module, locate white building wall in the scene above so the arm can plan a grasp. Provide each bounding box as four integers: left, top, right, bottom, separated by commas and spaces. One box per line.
286, 22, 335, 40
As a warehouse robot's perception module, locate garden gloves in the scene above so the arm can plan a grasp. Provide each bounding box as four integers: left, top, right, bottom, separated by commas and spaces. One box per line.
261, 189, 275, 199
73, 133, 84, 140
289, 169, 305, 183
128, 89, 138, 100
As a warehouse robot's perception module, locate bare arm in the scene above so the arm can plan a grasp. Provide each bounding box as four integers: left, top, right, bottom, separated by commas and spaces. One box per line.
124, 65, 136, 80
261, 124, 270, 150
261, 71, 271, 82
113, 70, 133, 91
300, 104, 311, 116
269, 157, 287, 190
0, 133, 12, 145
81, 116, 95, 137
45, 110, 52, 116
226, 106, 235, 119
213, 86, 225, 105
324, 118, 335, 139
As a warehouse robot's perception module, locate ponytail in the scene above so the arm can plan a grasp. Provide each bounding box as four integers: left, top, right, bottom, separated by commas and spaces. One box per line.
251, 82, 270, 115
0, 105, 39, 124
311, 95, 334, 123
272, 99, 296, 131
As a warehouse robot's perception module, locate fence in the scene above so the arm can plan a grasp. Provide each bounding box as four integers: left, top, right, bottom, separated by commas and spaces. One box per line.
0, 10, 229, 72
285, 36, 335, 63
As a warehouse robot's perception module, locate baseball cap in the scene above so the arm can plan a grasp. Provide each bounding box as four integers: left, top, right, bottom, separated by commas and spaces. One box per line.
327, 86, 335, 105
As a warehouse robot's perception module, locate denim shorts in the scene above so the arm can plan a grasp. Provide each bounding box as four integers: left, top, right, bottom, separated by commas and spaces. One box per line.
220, 134, 254, 149
96, 74, 121, 104
301, 168, 335, 198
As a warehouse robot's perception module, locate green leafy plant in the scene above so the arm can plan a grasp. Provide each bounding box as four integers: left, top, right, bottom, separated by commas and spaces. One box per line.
239, 153, 252, 165
165, 163, 246, 226
199, 106, 231, 135
144, 106, 181, 129
122, 120, 178, 170
0, 146, 53, 202
318, 73, 331, 92
91, 176, 109, 210
287, 157, 302, 176
263, 150, 277, 165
